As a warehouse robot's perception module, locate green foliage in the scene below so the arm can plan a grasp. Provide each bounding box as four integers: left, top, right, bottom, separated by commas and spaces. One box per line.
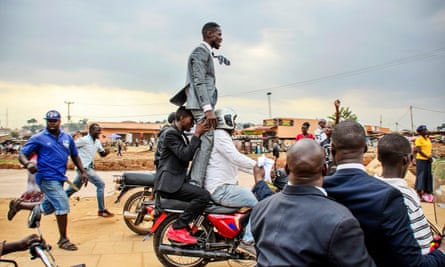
328, 106, 358, 124
24, 118, 44, 134
63, 120, 88, 132
27, 118, 38, 124
10, 131, 19, 138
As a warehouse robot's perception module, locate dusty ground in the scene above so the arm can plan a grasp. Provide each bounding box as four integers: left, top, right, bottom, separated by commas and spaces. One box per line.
0, 145, 365, 171
0, 169, 258, 267
1, 144, 444, 266
0, 146, 159, 171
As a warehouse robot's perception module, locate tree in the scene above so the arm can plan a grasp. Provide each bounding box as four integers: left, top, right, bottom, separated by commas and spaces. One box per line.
10, 131, 19, 138
327, 105, 358, 124
27, 118, 37, 124
26, 118, 43, 134
64, 118, 88, 132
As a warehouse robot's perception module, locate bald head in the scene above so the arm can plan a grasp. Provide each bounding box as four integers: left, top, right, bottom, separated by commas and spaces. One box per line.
286, 139, 325, 185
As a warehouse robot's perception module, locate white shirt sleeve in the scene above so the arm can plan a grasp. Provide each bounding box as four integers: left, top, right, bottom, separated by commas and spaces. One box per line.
96, 140, 105, 153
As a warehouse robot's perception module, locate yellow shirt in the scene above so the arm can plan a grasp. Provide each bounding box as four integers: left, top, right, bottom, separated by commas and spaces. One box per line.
415, 136, 432, 160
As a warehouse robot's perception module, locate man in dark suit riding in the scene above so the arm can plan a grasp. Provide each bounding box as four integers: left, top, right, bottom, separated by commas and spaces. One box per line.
155, 106, 210, 244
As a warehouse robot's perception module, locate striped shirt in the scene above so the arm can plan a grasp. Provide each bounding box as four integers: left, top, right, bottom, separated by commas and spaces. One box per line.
375, 175, 433, 254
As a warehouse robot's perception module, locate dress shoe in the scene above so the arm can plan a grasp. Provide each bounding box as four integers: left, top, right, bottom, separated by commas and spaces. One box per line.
166, 226, 197, 244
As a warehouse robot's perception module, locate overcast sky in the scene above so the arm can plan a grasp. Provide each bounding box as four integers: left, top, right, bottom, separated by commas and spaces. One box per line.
1, 0, 444, 131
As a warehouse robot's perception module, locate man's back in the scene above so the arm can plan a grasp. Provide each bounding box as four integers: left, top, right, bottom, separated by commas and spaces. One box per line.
154, 125, 171, 168
251, 185, 374, 267
324, 167, 445, 267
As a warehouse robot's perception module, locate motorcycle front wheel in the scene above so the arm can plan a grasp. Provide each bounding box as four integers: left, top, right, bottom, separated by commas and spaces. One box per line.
122, 190, 154, 235
153, 213, 214, 267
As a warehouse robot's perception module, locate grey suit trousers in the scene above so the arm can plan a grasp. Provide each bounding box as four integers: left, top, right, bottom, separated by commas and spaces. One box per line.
189, 110, 214, 187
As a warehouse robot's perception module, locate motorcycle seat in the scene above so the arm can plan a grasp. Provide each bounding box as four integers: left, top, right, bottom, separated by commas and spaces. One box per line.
159, 197, 241, 214
122, 172, 155, 186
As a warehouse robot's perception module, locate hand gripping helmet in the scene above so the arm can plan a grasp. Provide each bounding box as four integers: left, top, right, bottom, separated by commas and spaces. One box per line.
215, 107, 237, 130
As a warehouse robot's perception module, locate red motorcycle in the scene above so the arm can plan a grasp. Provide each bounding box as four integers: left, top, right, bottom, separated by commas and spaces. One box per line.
148, 196, 256, 267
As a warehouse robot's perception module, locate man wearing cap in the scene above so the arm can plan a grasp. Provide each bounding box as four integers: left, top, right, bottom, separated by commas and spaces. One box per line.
8, 110, 88, 251
414, 125, 434, 202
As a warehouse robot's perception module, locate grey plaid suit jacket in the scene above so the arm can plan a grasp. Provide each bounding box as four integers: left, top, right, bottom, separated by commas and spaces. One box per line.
170, 44, 217, 110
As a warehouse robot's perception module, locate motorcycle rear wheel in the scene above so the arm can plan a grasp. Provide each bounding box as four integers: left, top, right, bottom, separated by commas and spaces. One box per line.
153, 213, 214, 267
122, 190, 154, 235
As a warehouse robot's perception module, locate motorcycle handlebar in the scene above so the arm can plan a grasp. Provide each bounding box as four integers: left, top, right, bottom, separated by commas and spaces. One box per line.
30, 241, 54, 267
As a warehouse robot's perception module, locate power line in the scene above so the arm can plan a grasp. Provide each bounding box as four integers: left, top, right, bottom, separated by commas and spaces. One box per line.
71, 113, 169, 119
73, 101, 167, 107
412, 106, 445, 114
395, 107, 410, 123
222, 46, 445, 97
63, 47, 445, 110
62, 47, 445, 122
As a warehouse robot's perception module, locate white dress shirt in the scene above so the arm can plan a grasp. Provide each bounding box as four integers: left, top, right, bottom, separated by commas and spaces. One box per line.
205, 129, 256, 194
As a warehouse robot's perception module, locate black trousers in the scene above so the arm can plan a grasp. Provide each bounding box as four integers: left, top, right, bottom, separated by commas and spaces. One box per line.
160, 183, 210, 229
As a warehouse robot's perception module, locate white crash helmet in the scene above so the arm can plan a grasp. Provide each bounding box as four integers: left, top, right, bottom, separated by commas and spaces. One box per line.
215, 107, 237, 130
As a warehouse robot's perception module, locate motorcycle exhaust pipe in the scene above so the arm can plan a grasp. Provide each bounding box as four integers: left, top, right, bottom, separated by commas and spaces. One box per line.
123, 211, 153, 222
159, 244, 233, 260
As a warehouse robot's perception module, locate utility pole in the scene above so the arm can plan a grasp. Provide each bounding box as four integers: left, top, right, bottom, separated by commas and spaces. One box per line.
379, 114, 382, 128
267, 92, 272, 119
410, 105, 414, 136
64, 101, 74, 123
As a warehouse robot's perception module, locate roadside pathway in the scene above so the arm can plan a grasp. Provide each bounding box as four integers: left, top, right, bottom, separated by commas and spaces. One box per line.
0, 169, 443, 267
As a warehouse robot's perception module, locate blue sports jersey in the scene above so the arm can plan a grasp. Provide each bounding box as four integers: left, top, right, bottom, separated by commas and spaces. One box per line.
21, 129, 78, 184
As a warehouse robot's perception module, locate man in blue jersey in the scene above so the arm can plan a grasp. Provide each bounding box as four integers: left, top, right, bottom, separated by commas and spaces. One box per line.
8, 110, 88, 251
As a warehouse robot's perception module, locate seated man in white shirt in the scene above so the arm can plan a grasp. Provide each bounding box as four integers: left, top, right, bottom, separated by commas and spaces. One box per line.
204, 107, 258, 254
205, 107, 257, 208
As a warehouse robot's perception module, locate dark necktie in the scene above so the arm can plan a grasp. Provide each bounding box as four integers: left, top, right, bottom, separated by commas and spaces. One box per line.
212, 52, 231, 66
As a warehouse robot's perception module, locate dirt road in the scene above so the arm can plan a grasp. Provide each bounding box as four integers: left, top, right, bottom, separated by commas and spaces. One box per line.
0, 169, 257, 267
1, 164, 444, 266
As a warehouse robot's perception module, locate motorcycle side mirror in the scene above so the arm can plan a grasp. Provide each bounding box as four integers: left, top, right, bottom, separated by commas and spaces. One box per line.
28, 205, 41, 229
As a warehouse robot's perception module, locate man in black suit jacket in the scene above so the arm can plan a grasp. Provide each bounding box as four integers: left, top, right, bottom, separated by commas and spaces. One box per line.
155, 106, 210, 245
251, 139, 376, 267
324, 120, 445, 266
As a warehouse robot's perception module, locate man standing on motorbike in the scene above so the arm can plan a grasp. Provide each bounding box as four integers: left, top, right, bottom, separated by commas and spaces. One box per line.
204, 107, 258, 254
65, 123, 114, 218
155, 106, 211, 244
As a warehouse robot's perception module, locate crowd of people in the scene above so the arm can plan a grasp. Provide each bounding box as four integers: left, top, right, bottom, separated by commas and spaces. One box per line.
3, 21, 444, 267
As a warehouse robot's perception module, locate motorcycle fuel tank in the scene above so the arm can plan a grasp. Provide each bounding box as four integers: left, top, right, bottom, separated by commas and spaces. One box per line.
207, 213, 246, 239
